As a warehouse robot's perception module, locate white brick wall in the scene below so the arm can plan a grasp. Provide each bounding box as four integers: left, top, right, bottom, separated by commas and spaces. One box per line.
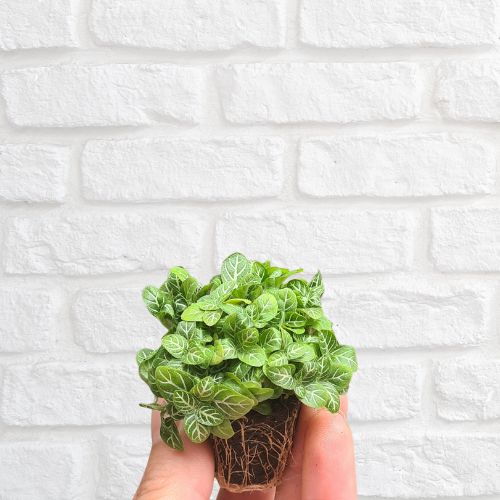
0, 1, 498, 499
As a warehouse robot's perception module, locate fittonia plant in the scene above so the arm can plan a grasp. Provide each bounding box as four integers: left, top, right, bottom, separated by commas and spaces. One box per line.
136, 252, 357, 451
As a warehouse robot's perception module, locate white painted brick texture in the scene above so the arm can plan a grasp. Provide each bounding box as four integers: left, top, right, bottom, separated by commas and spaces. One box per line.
356, 434, 500, 497
0, 0, 79, 51
325, 282, 490, 348
436, 60, 500, 121
90, 0, 286, 50
1, 0, 499, 498
0, 289, 59, 352
300, 0, 497, 48
218, 62, 420, 124
72, 288, 163, 352
0, 144, 69, 202
1, 64, 204, 127
431, 208, 500, 271
216, 210, 416, 273
434, 359, 500, 420
4, 214, 205, 275
1, 362, 150, 426
299, 134, 495, 197
0, 442, 91, 500
82, 137, 284, 201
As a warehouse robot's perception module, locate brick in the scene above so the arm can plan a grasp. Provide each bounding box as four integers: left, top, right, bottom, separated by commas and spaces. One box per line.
90, 0, 285, 50
1, 362, 150, 425
431, 208, 500, 271
0, 289, 58, 352
350, 364, 422, 421
435, 359, 500, 420
0, 144, 68, 202
82, 137, 284, 201
300, 0, 497, 48
0, 0, 78, 51
436, 60, 500, 122
72, 288, 163, 353
96, 429, 150, 500
356, 433, 500, 497
325, 282, 489, 348
1, 64, 203, 127
298, 134, 495, 197
218, 62, 420, 124
3, 213, 205, 275
0, 441, 89, 499
216, 210, 415, 274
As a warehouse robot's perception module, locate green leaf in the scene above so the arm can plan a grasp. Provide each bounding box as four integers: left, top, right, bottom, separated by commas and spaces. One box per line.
211, 419, 235, 439
203, 309, 222, 326
169, 266, 190, 282
286, 279, 310, 307
196, 404, 224, 426
234, 327, 259, 349
211, 280, 237, 302
296, 360, 319, 383
191, 377, 216, 401
221, 252, 252, 284
209, 340, 225, 365
181, 277, 200, 303
160, 416, 183, 450
321, 381, 340, 413
162, 334, 188, 359
266, 351, 288, 367
238, 344, 267, 367
142, 286, 165, 316
183, 343, 213, 366
330, 345, 358, 372
247, 387, 274, 403
222, 374, 256, 402
276, 288, 297, 314
318, 330, 339, 356
286, 342, 317, 362
253, 401, 272, 415
163, 401, 183, 419
252, 293, 279, 327
172, 390, 198, 414
231, 361, 251, 380
328, 362, 353, 394
155, 366, 198, 399
219, 338, 238, 359
260, 327, 282, 353
212, 386, 255, 419
181, 303, 205, 322
139, 357, 155, 384
222, 313, 243, 336
300, 307, 323, 320
263, 364, 296, 390
136, 348, 155, 366
296, 382, 329, 409
284, 311, 306, 329
183, 414, 210, 443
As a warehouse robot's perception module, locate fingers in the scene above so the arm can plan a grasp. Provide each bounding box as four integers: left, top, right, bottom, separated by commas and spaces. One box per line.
135, 410, 215, 500
300, 397, 356, 500
216, 487, 275, 500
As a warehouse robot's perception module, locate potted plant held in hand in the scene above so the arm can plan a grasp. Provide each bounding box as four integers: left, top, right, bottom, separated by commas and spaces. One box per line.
136, 252, 358, 492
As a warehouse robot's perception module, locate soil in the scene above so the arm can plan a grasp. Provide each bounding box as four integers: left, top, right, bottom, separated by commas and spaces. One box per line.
213, 395, 301, 492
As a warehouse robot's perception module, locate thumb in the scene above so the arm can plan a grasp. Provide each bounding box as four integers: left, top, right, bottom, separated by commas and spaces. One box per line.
135, 409, 215, 500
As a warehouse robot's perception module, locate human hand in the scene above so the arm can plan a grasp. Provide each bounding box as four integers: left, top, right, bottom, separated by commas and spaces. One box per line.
134, 396, 356, 500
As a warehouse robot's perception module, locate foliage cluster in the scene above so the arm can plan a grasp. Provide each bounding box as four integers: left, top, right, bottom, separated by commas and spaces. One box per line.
137, 252, 357, 450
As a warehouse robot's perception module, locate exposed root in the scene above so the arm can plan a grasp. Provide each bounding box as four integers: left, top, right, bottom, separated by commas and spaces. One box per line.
213, 396, 301, 493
